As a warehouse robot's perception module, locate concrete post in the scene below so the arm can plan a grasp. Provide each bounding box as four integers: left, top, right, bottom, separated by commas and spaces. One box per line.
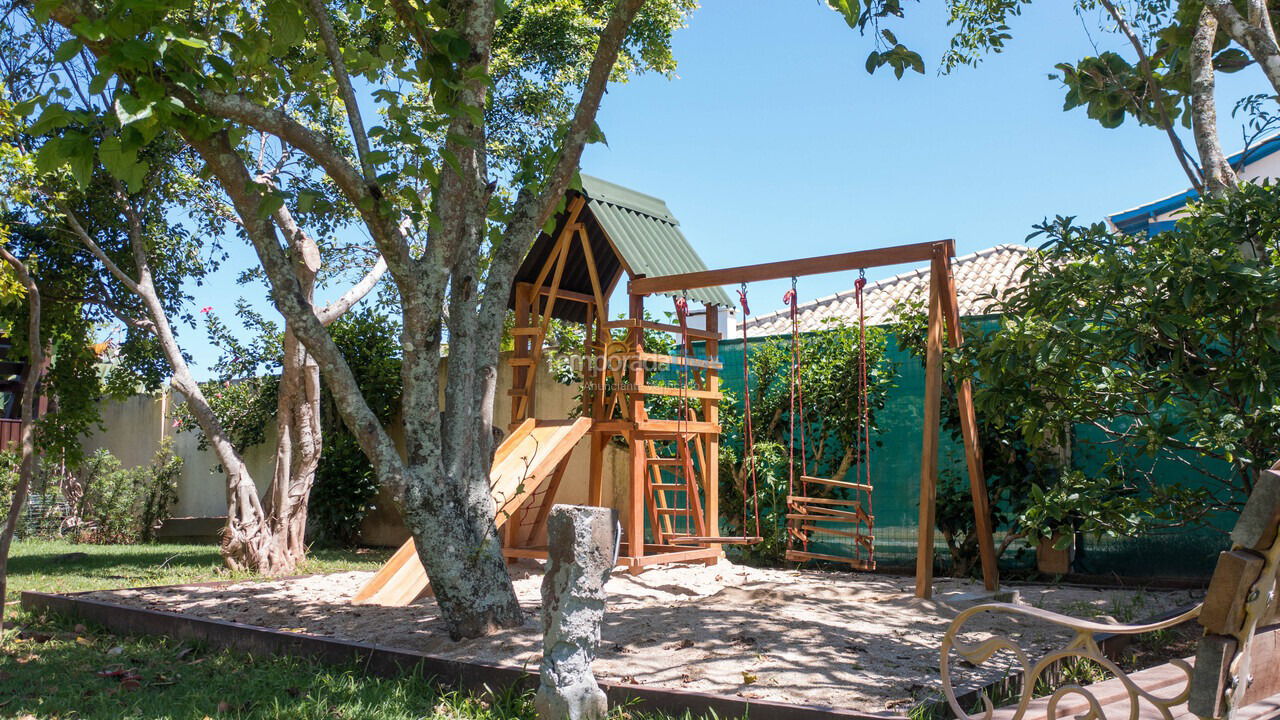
535, 504, 617, 720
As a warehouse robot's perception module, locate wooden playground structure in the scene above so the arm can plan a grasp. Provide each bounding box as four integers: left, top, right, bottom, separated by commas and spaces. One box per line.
356, 177, 999, 606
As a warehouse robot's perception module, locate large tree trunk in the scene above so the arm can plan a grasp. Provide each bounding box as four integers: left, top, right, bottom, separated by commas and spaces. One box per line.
257, 332, 322, 569
0, 248, 47, 634
406, 351, 522, 639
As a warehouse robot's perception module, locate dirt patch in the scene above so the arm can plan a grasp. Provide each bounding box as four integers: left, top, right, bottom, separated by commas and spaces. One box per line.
84, 560, 1201, 712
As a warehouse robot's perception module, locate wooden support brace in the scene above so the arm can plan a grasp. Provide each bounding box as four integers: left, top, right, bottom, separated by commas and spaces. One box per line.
915, 253, 944, 599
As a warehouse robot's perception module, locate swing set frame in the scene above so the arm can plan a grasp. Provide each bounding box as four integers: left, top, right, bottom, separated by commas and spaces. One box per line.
503, 214, 997, 598
629, 238, 1000, 597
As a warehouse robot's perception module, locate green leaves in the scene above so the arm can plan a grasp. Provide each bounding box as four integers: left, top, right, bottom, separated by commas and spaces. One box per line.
971, 185, 1280, 522
98, 135, 149, 193
864, 44, 924, 79
1055, 53, 1148, 130
826, 0, 861, 29
53, 38, 84, 64
29, 103, 73, 136
1213, 48, 1251, 73
114, 95, 155, 127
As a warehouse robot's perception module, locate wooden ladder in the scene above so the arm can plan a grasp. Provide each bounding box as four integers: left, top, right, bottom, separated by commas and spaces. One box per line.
643, 435, 706, 545
785, 475, 876, 570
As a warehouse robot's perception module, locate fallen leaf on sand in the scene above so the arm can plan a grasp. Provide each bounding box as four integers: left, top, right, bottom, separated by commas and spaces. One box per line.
741, 672, 757, 685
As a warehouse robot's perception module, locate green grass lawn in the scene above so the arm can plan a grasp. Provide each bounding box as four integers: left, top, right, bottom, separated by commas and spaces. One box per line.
3, 541, 715, 720
5, 539, 390, 601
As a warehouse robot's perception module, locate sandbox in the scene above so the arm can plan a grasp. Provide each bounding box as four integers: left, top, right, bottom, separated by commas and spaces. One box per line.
72, 560, 1200, 714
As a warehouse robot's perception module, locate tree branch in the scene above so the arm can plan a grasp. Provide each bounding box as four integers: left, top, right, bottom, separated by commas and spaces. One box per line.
483, 0, 646, 336
1190, 7, 1238, 195
1206, 0, 1280, 94
187, 129, 408, 496
1097, 0, 1203, 191
318, 256, 388, 325
0, 245, 43, 635
194, 92, 415, 283
303, 0, 377, 182
59, 203, 143, 295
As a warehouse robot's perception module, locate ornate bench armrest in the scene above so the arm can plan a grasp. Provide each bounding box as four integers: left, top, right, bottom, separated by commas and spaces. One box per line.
940, 601, 1203, 720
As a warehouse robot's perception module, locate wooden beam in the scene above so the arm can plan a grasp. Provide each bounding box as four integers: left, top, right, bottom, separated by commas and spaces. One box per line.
632, 385, 723, 401
510, 288, 535, 424
615, 352, 723, 370
626, 293, 647, 570
533, 285, 596, 306
634, 419, 721, 435
531, 197, 585, 291
784, 549, 874, 569
522, 457, 572, 546
916, 254, 944, 600
629, 240, 954, 296
937, 251, 1000, 592
537, 234, 572, 342
798, 475, 873, 493
578, 225, 608, 316
603, 319, 721, 341
1240, 623, 1280, 706
588, 432, 605, 506
702, 304, 721, 563
623, 545, 720, 567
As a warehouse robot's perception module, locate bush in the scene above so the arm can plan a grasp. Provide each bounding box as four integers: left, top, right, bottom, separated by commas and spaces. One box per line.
64, 442, 181, 544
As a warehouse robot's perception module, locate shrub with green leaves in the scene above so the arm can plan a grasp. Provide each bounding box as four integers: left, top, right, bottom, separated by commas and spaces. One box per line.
66, 443, 181, 544
890, 184, 1278, 576
718, 320, 894, 563
981, 183, 1280, 511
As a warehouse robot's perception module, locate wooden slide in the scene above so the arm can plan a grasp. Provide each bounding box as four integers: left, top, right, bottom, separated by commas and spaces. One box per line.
351, 417, 592, 606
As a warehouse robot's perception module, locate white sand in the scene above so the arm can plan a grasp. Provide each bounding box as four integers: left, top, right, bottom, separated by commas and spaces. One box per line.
85, 561, 1200, 712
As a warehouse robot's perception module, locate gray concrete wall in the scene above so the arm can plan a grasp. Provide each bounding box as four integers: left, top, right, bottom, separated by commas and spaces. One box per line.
82, 391, 276, 519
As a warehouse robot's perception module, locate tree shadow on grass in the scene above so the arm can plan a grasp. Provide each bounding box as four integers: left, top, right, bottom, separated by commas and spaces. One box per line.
3, 609, 723, 720
10, 545, 222, 586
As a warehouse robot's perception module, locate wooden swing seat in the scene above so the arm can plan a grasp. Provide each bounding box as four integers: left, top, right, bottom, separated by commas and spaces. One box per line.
668, 535, 763, 545
785, 548, 875, 570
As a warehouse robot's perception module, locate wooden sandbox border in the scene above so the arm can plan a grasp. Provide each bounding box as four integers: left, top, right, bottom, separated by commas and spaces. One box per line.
21, 586, 905, 720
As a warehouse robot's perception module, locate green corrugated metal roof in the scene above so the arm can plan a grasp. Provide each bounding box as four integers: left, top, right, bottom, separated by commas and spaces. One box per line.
579, 175, 733, 308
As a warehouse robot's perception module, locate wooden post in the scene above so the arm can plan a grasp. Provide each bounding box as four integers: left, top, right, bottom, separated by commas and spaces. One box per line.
627, 292, 647, 569
588, 432, 605, 507
916, 253, 945, 599
702, 303, 722, 563
937, 253, 1000, 591
588, 291, 608, 508
512, 282, 535, 426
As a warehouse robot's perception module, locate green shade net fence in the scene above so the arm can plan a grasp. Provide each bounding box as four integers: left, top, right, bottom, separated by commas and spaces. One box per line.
693, 318, 1233, 579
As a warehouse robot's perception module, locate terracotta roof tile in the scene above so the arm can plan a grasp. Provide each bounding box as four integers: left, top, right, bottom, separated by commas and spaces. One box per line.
742, 244, 1030, 337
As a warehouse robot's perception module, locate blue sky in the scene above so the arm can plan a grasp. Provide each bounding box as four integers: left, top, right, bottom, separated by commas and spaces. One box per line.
177, 0, 1268, 376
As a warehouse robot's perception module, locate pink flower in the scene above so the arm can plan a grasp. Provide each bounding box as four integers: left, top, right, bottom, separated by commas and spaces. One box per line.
200, 306, 212, 314
171, 419, 180, 428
